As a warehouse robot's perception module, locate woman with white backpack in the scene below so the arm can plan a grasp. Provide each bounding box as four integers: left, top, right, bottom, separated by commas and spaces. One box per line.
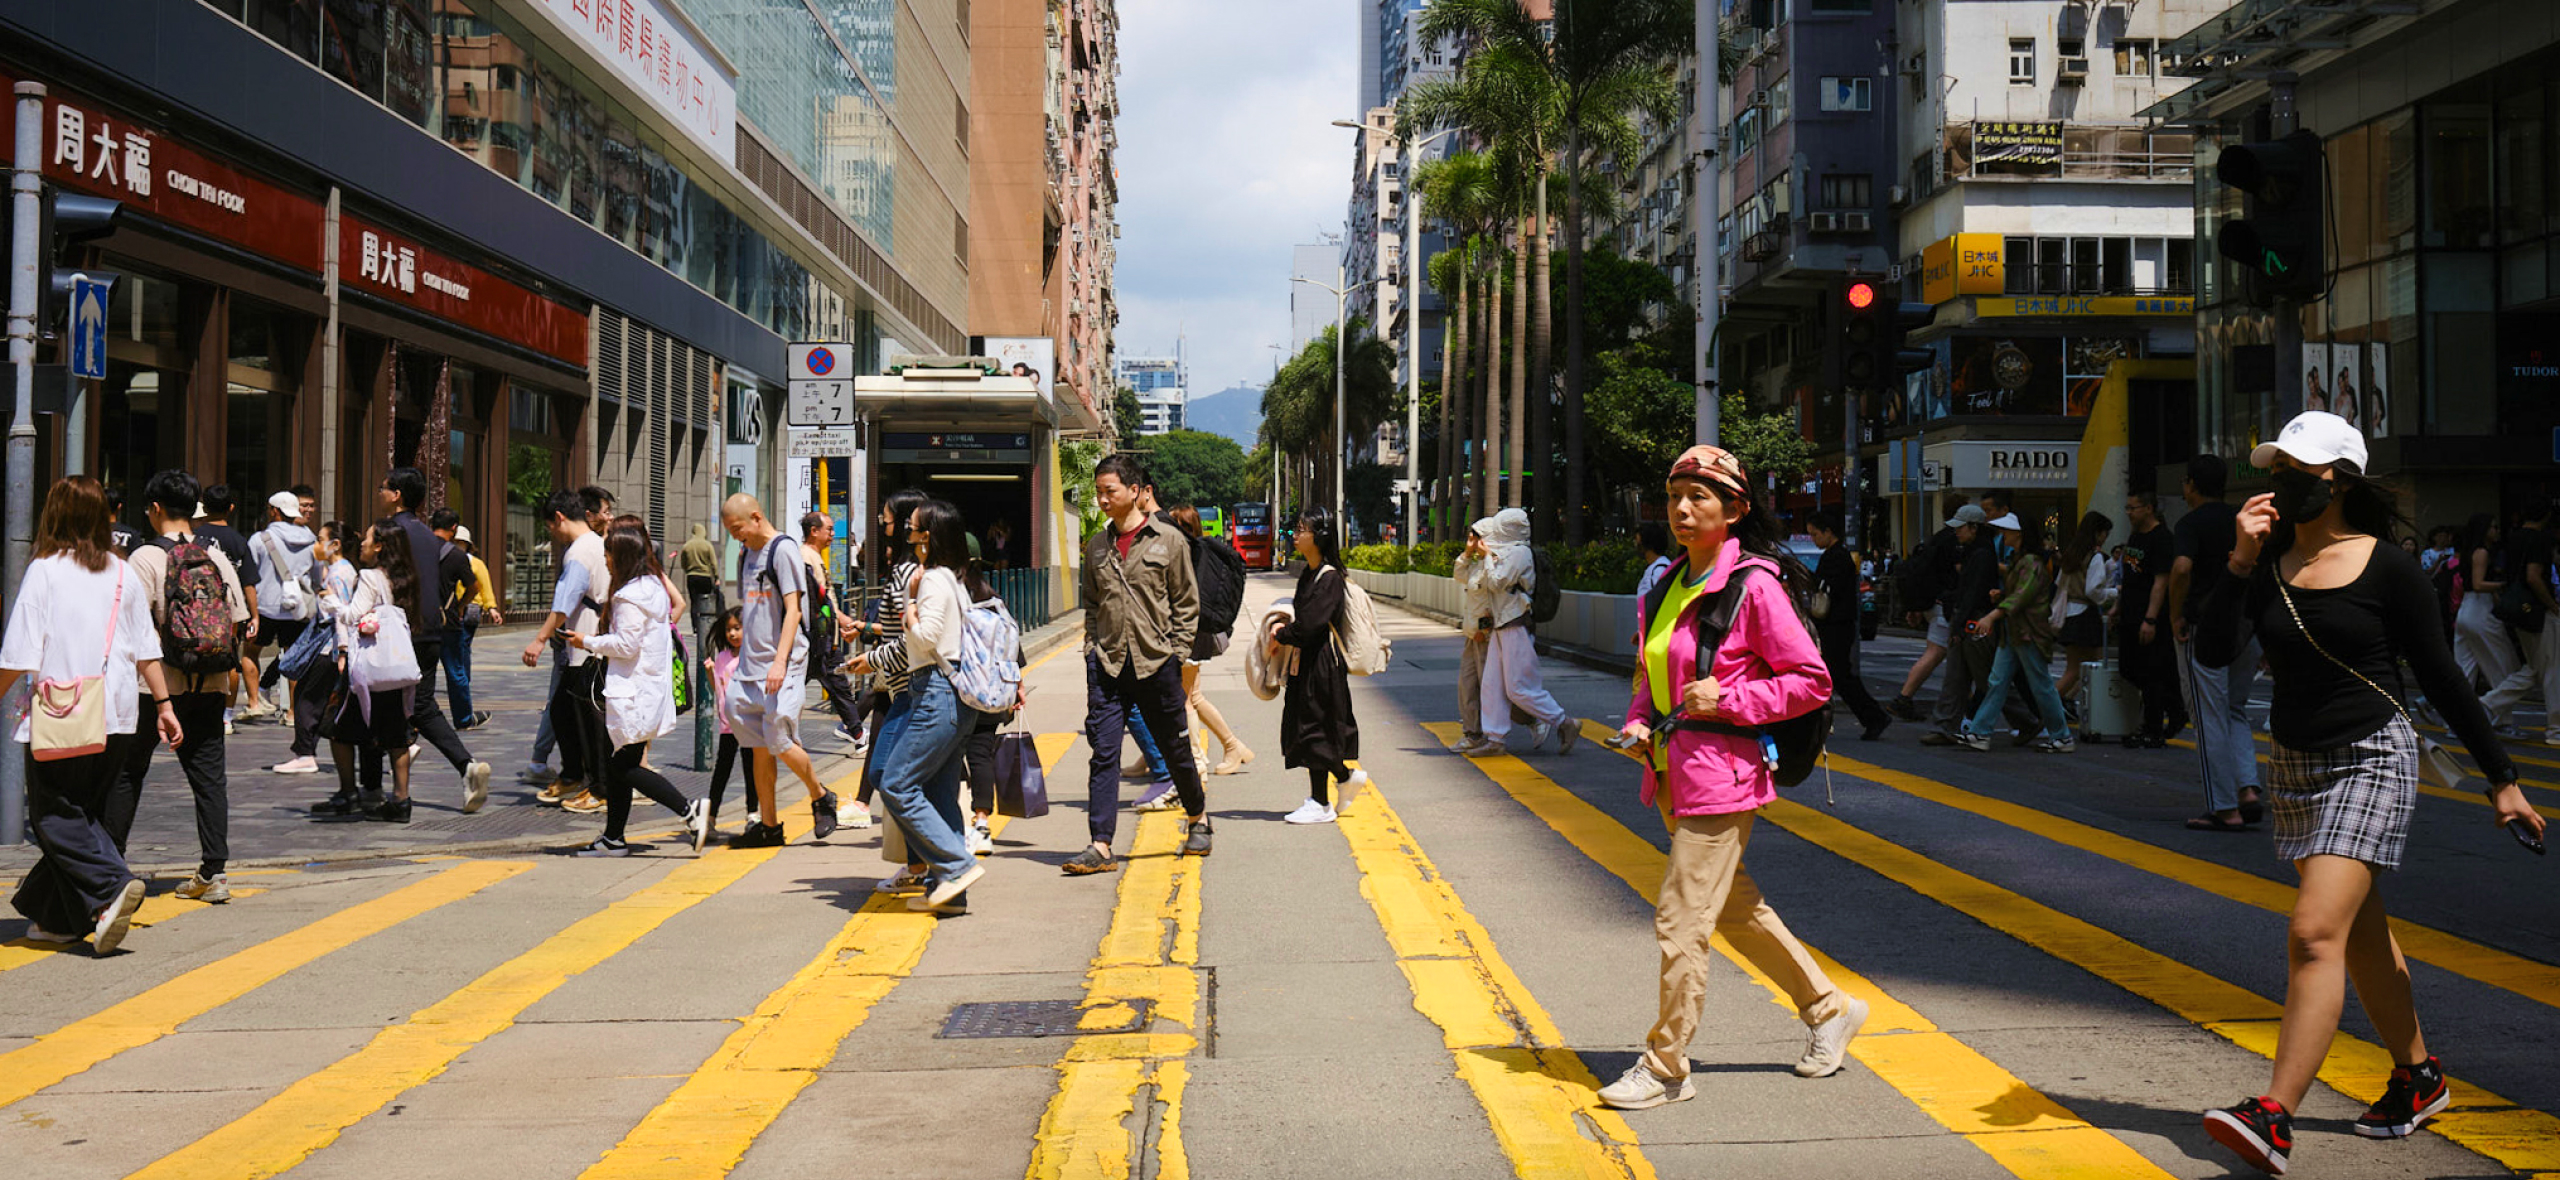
869, 499, 991, 914
1265, 508, 1365, 825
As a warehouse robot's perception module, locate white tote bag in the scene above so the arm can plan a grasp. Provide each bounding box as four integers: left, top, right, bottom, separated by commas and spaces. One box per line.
348, 603, 422, 694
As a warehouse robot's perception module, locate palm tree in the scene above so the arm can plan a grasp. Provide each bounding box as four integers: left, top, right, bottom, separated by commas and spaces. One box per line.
1416, 150, 1497, 533
1261, 320, 1398, 517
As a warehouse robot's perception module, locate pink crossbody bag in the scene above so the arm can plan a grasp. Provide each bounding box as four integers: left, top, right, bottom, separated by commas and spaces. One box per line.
32, 564, 121, 761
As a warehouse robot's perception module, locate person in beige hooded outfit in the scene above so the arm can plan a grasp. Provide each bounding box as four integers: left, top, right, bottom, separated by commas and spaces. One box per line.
1454, 508, 1574, 757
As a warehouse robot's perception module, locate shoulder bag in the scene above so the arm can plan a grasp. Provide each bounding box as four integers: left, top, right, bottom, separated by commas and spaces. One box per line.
2273, 577, 2465, 792
31, 565, 122, 761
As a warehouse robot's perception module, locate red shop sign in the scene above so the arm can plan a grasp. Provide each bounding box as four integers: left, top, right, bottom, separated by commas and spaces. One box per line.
0, 68, 326, 273
340, 217, 588, 366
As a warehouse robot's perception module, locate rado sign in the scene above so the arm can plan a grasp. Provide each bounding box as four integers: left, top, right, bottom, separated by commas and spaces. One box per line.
1926, 440, 2078, 489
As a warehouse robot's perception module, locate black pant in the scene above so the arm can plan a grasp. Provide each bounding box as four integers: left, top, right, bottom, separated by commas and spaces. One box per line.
1083, 653, 1205, 844
108, 691, 229, 876
603, 742, 692, 842
12, 740, 138, 932
707, 731, 766, 818
961, 727, 1001, 816
2119, 627, 2188, 738
549, 661, 609, 785
1306, 762, 1354, 805
257, 616, 309, 691
810, 659, 865, 735
407, 635, 474, 775
290, 661, 337, 758
1819, 626, 1892, 731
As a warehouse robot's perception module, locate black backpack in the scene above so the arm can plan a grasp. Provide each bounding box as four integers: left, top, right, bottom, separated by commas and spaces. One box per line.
1640, 559, 1832, 788
1896, 533, 1942, 611
1192, 535, 1246, 641
1526, 546, 1562, 625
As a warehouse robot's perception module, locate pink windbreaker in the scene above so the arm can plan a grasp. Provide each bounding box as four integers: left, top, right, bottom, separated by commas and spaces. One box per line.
1624, 538, 1833, 817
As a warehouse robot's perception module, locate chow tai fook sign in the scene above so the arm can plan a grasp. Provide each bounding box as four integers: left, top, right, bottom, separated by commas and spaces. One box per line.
340, 218, 588, 365
1925, 440, 2078, 489
523, 0, 737, 161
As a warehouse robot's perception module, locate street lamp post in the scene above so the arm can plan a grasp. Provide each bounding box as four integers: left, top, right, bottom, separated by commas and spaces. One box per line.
1337, 118, 1456, 548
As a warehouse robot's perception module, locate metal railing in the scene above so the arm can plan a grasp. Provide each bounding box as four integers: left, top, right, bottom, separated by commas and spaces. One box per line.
988, 566, 1055, 631
1939, 123, 2194, 182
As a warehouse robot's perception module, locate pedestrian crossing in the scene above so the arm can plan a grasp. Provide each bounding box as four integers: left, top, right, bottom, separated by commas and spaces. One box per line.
2, 643, 2553, 1179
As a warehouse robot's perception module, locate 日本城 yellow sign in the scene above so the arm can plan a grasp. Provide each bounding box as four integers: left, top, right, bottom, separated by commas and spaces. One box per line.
1921, 234, 2006, 305
1975, 295, 2196, 317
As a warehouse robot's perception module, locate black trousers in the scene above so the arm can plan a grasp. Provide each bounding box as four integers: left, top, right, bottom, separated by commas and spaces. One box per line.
407, 635, 474, 775
1306, 763, 1354, 805
549, 661, 610, 785
12, 741, 137, 933
257, 616, 309, 691
290, 660, 337, 758
1083, 653, 1204, 844
1819, 626, 1892, 731
707, 731, 767, 818
108, 691, 229, 876
602, 742, 692, 842
810, 659, 865, 734
2119, 627, 2188, 738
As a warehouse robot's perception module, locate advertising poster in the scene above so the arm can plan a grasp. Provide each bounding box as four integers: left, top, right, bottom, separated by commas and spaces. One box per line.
987, 336, 1057, 402
2065, 337, 2134, 418
2302, 343, 2332, 415
2331, 343, 2367, 434
2366, 342, 2391, 439
1947, 335, 2066, 417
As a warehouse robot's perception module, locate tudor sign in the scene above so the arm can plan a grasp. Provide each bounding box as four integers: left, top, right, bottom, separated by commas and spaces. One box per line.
1923, 440, 2077, 489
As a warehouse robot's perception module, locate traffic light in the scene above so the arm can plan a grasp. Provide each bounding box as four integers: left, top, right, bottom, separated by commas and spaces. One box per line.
39, 189, 122, 339
1834, 277, 1935, 396
2214, 130, 2325, 305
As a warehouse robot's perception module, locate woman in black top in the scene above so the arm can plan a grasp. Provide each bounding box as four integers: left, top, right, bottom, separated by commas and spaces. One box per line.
1267, 508, 1362, 825
2194, 413, 2543, 1175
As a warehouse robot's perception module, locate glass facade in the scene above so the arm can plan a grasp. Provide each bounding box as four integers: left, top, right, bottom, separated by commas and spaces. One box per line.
688, 0, 899, 250
204, 0, 819, 341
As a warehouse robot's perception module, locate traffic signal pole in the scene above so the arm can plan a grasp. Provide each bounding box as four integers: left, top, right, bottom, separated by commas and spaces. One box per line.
2268, 74, 2301, 433
4, 80, 41, 842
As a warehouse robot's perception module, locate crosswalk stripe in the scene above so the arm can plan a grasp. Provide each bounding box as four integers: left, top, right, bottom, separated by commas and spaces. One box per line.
0, 859, 524, 1110
1435, 723, 2182, 1180
1571, 727, 2560, 1175
1334, 771, 1657, 1179
1027, 778, 1205, 1179
579, 734, 1078, 1180
1821, 747, 2560, 1012
1, 887, 267, 970
125, 850, 781, 1180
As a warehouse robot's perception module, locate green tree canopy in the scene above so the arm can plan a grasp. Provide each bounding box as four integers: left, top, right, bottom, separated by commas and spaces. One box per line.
1136, 430, 1251, 515
1112, 386, 1142, 441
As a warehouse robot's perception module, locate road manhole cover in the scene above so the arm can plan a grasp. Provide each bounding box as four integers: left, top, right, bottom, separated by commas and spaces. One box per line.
938, 999, 1151, 1039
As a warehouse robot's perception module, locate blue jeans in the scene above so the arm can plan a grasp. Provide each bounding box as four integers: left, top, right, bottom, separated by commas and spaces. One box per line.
873, 666, 981, 886
862, 690, 917, 804
1965, 641, 2070, 741
445, 624, 476, 725
1128, 710, 1170, 781
2177, 636, 2262, 813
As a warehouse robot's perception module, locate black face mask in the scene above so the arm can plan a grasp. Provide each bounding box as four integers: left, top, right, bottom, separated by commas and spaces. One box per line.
2269, 467, 2336, 525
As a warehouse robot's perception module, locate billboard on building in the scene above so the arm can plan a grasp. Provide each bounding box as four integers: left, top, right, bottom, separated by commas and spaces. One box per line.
2366, 343, 2391, 439
987, 337, 1057, 404
1974, 121, 2065, 165
1947, 336, 2067, 417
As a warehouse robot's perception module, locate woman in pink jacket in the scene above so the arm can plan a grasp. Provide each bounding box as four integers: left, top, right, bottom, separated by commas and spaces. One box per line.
1597, 444, 1870, 1111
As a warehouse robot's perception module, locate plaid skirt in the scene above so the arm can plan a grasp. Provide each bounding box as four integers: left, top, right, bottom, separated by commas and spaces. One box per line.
2265, 714, 2419, 870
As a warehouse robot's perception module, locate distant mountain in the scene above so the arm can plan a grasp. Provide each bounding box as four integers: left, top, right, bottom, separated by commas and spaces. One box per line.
1184, 384, 1264, 448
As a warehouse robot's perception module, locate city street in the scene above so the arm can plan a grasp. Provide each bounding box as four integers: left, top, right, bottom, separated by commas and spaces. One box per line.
3, 573, 2554, 1179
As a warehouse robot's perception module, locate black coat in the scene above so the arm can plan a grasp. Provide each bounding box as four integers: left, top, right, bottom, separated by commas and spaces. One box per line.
1276, 564, 1359, 769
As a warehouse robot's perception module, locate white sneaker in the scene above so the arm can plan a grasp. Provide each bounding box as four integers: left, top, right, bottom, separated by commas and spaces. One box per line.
576, 837, 631, 858
927, 864, 985, 907
1596, 1062, 1694, 1110
1283, 799, 1337, 825
23, 924, 81, 944
835, 798, 873, 829
270, 756, 320, 774
875, 868, 929, 895
1794, 996, 1871, 1078
1335, 770, 1369, 810
968, 821, 994, 855
1463, 741, 1507, 759
461, 761, 492, 815
174, 873, 230, 903
91, 878, 146, 954
685, 799, 712, 853
1450, 735, 1491, 755
1134, 786, 1184, 812
1529, 721, 1557, 750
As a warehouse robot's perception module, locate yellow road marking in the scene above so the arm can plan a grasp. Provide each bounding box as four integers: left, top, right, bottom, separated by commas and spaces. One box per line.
0, 860, 525, 1110
1335, 771, 1656, 1179
1573, 726, 2560, 1176
126, 851, 779, 1180
1442, 723, 2178, 1179
1822, 747, 2560, 1012
1, 888, 268, 971
581, 734, 1077, 1180
1027, 750, 1203, 1180
2412, 719, 2560, 774
2168, 735, 2560, 817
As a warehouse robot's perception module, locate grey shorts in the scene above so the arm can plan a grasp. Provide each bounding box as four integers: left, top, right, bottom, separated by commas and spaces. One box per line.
1926, 613, 1952, 649
723, 673, 806, 752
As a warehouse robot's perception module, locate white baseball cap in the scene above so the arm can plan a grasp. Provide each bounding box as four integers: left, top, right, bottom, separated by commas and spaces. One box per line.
1985, 512, 2022, 531
454, 525, 473, 546
267, 490, 301, 517
2250, 410, 2368, 475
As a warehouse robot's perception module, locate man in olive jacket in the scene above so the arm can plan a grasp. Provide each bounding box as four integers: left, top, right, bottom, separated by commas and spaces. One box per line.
1066, 454, 1210, 875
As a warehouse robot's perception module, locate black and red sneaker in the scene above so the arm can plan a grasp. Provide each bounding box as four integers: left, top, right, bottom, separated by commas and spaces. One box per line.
2205, 1096, 2294, 1175
2355, 1056, 2450, 1139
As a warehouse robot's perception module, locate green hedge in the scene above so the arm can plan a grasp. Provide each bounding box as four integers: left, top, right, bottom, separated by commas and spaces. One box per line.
1342, 539, 1648, 594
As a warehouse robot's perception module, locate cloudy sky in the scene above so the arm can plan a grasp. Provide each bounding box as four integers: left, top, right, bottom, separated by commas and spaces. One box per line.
1113, 0, 1356, 398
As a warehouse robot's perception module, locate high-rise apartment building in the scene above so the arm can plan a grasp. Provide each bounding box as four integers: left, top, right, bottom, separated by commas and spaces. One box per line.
1118, 350, 1188, 436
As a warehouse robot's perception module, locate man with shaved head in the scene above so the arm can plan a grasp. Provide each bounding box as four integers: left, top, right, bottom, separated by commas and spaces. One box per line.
720, 494, 843, 846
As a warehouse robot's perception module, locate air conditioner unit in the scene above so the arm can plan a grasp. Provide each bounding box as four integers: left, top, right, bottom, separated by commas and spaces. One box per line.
1749, 89, 1770, 111
2057, 57, 2089, 84
1842, 211, 1872, 232
1887, 184, 1911, 209
1808, 211, 1844, 233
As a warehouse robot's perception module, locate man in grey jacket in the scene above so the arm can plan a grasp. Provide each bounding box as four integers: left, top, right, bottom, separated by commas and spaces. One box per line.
1064, 454, 1210, 875
247, 490, 316, 724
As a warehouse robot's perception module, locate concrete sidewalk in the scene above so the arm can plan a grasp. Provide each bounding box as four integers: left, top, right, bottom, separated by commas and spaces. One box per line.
1, 611, 1086, 875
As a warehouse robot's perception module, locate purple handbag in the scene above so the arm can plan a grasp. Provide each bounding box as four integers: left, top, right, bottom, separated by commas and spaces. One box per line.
993, 731, 1048, 818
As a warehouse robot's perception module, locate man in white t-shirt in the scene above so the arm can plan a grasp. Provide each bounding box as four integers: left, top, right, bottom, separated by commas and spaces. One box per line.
521, 489, 611, 814
721, 493, 842, 847
110, 468, 250, 904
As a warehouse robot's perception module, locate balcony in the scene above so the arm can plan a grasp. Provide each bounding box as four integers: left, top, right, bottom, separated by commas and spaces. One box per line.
1934, 122, 2193, 183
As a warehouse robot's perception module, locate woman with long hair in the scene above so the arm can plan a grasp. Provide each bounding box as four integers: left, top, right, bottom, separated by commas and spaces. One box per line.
3, 476, 181, 952
2451, 513, 2517, 707
1955, 513, 2075, 753
869, 498, 989, 914
565, 516, 709, 855
1267, 507, 1362, 824
1599, 446, 1861, 1111
2052, 511, 2116, 713
2195, 413, 2542, 1174
1166, 504, 1254, 775
329, 518, 425, 822
840, 489, 929, 863
301, 523, 376, 813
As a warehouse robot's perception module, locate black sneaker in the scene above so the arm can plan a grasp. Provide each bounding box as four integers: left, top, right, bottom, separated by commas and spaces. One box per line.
1885, 695, 1922, 722
2204, 1096, 2293, 1175
1181, 818, 1214, 857
1861, 717, 1892, 741
2355, 1056, 2449, 1139
362, 797, 412, 824
811, 792, 840, 841
1919, 730, 1956, 747
730, 822, 784, 849
1062, 845, 1118, 876
311, 791, 361, 817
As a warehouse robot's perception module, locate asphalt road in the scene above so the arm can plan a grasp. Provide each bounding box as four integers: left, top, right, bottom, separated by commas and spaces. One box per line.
2, 572, 2554, 1179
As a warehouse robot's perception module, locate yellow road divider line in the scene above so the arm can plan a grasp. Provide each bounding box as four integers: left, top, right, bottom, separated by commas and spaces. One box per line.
2, 887, 268, 971
0, 860, 525, 1110
1824, 748, 2560, 1012
1027, 767, 1205, 1179
127, 850, 781, 1180
1439, 723, 2175, 1180
2168, 735, 2560, 817
1567, 726, 2560, 1176
1336, 770, 1657, 1179
581, 734, 1079, 1180
2412, 719, 2560, 774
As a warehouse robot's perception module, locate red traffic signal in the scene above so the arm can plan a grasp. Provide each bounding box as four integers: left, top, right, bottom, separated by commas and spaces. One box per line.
1845, 281, 1877, 310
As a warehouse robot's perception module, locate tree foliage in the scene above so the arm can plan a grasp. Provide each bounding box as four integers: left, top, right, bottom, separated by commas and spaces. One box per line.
1138, 430, 1251, 516
1717, 392, 1815, 491
1112, 386, 1142, 442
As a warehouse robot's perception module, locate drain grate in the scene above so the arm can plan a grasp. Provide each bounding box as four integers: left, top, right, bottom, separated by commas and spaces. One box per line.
938, 999, 1152, 1039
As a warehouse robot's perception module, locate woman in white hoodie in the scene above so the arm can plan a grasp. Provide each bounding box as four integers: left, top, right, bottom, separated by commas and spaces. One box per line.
870, 498, 990, 913
1456, 508, 1574, 757
565, 516, 710, 856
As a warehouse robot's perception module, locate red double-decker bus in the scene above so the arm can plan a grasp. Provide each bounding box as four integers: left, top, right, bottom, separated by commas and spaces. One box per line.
1230, 501, 1275, 570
